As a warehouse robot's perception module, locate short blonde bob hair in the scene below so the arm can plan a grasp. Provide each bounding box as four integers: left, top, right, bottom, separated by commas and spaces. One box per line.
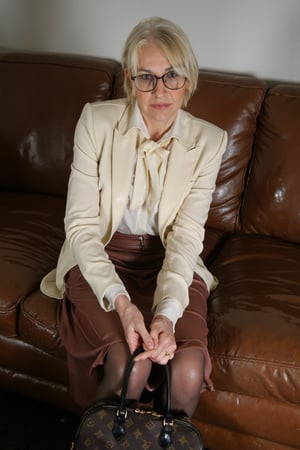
122, 17, 199, 108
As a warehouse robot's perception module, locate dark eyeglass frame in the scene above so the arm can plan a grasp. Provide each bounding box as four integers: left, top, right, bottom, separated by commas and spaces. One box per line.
131, 71, 186, 92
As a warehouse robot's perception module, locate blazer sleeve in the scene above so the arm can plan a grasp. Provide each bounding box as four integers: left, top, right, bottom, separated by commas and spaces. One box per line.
63, 103, 126, 311
153, 125, 227, 319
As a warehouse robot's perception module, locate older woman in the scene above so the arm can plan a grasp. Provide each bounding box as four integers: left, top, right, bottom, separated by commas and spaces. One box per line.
41, 16, 227, 417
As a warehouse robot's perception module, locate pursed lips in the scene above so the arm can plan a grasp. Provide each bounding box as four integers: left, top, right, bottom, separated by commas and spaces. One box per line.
150, 103, 171, 109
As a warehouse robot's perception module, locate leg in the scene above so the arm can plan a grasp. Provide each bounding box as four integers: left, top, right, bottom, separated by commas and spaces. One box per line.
96, 342, 152, 402
169, 347, 204, 417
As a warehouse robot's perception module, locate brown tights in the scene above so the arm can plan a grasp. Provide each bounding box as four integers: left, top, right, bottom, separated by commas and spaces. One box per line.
96, 342, 204, 417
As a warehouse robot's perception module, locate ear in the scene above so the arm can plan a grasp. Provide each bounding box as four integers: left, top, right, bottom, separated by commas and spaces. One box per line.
123, 67, 136, 98
123, 67, 132, 84
183, 80, 191, 108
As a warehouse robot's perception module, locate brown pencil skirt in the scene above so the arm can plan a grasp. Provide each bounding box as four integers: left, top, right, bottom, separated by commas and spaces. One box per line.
57, 232, 212, 409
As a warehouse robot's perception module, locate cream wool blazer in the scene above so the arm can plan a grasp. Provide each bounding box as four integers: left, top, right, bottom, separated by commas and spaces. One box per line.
41, 99, 227, 318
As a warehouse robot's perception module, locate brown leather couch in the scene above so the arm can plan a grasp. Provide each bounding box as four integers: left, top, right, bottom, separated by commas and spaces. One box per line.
0, 52, 299, 450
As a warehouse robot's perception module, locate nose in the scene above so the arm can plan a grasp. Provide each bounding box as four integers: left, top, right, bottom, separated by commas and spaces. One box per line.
153, 78, 167, 95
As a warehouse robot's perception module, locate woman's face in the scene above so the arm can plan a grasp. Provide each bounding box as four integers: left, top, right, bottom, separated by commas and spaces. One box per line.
131, 42, 186, 140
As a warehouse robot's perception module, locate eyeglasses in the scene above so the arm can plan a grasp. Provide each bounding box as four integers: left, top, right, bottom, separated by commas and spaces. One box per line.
131, 71, 186, 92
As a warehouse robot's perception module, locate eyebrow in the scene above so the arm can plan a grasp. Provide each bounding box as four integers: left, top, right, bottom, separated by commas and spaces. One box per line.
137, 67, 173, 74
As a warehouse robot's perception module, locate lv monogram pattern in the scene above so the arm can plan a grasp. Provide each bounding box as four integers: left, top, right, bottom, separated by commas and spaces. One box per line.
73, 404, 203, 449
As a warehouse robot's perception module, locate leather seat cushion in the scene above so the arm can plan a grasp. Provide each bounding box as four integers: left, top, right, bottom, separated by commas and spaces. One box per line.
0, 192, 65, 336
208, 233, 300, 405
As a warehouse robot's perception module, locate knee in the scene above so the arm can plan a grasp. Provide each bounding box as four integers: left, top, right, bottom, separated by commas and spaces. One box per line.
105, 345, 129, 378
171, 350, 204, 397
176, 366, 202, 395
127, 359, 152, 398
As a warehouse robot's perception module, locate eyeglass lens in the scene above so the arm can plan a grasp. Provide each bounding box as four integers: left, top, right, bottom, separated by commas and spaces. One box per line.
133, 72, 186, 92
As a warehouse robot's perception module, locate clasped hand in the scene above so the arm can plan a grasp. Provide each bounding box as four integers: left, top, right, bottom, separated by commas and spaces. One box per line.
115, 295, 177, 364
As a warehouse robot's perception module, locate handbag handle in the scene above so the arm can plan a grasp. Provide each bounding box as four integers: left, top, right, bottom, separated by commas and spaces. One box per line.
113, 346, 174, 448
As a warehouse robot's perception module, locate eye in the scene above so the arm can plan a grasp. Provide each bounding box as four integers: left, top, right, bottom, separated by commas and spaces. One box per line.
165, 71, 179, 79
139, 73, 155, 81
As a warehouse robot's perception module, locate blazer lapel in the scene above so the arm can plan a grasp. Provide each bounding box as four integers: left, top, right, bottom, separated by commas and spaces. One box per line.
111, 127, 138, 232
158, 139, 200, 234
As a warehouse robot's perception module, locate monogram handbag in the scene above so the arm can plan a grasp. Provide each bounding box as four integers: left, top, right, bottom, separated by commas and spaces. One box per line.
71, 347, 204, 449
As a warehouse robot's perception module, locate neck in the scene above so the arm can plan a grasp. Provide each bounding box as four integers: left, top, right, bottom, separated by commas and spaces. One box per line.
147, 121, 173, 141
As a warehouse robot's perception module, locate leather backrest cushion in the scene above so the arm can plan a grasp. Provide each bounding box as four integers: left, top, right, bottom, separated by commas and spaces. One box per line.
242, 85, 300, 243
0, 53, 121, 197
187, 71, 266, 232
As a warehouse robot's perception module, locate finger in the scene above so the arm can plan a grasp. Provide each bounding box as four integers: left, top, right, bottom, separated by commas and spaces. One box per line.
134, 349, 154, 362
153, 352, 174, 365
149, 328, 159, 347
126, 335, 141, 355
135, 325, 155, 351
